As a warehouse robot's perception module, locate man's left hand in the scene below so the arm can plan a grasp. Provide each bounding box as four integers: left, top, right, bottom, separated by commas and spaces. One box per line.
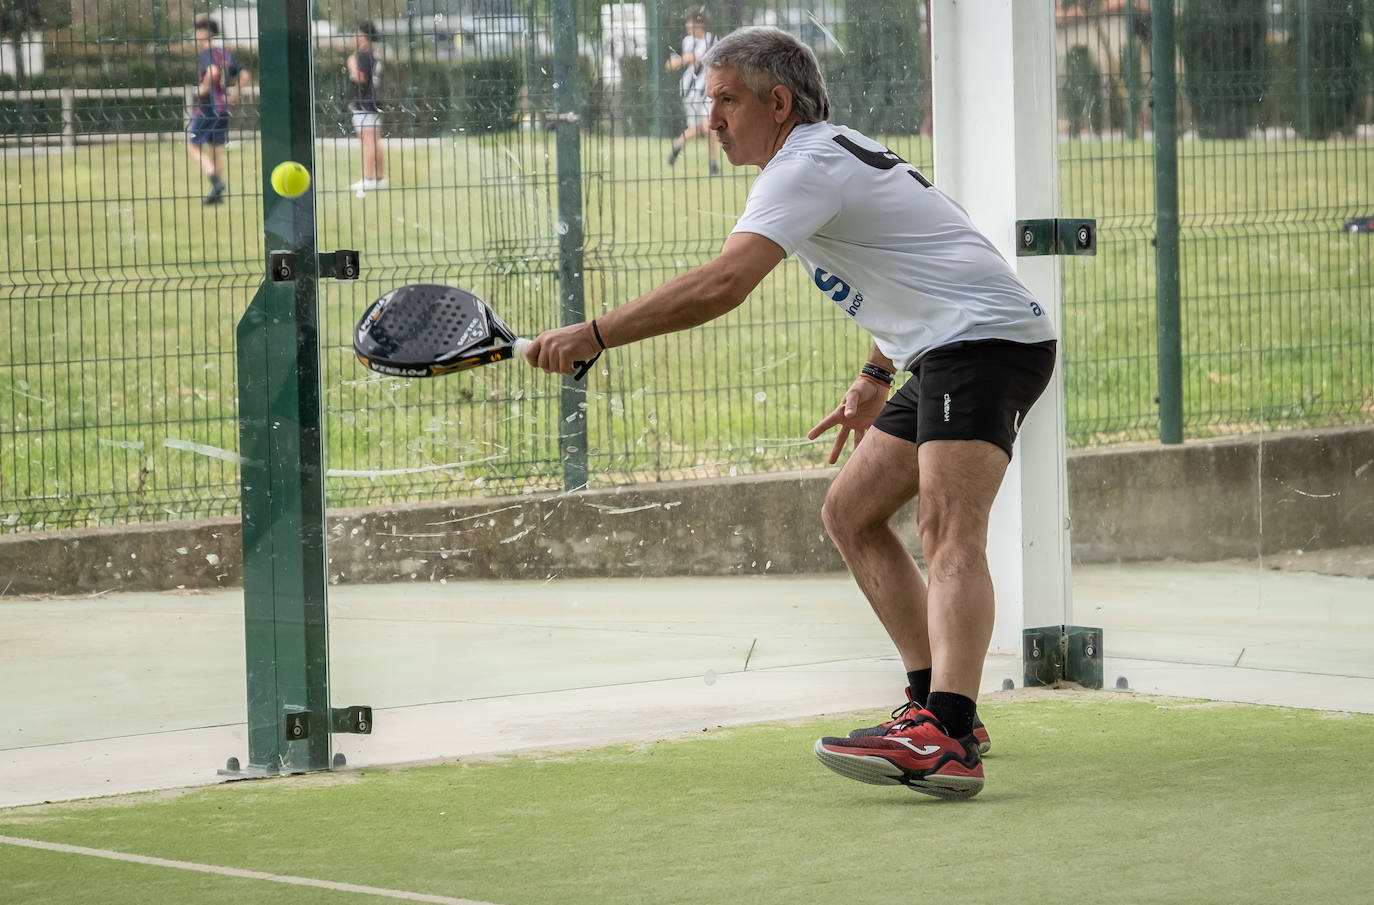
807, 377, 889, 464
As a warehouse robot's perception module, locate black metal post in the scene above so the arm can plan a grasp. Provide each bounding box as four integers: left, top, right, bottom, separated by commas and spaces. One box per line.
1152, 0, 1183, 444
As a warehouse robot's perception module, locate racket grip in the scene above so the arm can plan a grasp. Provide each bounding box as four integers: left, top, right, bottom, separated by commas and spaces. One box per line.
512, 337, 598, 381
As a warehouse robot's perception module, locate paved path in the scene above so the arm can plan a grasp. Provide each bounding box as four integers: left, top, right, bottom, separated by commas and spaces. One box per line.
3, 565, 1371, 807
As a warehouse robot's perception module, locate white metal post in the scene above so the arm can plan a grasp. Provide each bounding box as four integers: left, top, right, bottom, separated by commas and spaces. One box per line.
930, 0, 1072, 655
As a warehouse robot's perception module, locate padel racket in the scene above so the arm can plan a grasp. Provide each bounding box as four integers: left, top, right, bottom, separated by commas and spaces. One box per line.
353, 283, 599, 380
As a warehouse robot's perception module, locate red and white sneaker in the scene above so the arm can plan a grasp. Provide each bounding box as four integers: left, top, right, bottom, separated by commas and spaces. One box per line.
847, 690, 991, 755
816, 709, 984, 800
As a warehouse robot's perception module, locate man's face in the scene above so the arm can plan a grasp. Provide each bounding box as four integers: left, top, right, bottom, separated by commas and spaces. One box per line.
706, 65, 784, 169
195, 28, 212, 48
686, 17, 704, 35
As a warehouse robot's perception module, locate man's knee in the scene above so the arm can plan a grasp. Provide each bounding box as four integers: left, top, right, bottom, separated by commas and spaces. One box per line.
821, 482, 883, 544
819, 490, 847, 540
924, 542, 987, 585
918, 508, 989, 582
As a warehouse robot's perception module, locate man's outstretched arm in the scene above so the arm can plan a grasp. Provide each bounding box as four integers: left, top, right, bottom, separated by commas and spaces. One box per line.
526, 231, 786, 376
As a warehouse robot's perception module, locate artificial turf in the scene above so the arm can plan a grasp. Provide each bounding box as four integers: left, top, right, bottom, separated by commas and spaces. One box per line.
2, 691, 1371, 905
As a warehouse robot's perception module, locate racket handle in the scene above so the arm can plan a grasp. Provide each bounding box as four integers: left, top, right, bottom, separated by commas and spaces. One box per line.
572, 351, 600, 381
510, 337, 597, 381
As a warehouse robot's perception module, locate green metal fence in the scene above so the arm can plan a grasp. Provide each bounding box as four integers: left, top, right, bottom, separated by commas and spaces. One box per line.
2, 0, 1372, 533
1059, 0, 1374, 445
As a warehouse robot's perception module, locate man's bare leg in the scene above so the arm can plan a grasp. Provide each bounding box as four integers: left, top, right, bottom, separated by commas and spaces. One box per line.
207, 145, 224, 182
188, 143, 225, 202
371, 130, 385, 180
916, 438, 1010, 701
820, 427, 929, 671
187, 142, 215, 177
360, 128, 383, 180
822, 432, 1011, 707
815, 430, 994, 798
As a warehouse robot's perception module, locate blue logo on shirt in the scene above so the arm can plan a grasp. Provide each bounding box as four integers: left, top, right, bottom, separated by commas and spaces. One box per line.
814, 269, 862, 316
813, 269, 850, 302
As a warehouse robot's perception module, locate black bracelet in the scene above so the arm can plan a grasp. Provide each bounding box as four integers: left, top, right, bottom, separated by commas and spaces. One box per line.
590, 319, 607, 349
860, 362, 894, 385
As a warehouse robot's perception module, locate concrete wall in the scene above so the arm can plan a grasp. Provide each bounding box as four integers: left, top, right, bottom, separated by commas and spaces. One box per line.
2, 426, 1370, 596
1069, 425, 1374, 562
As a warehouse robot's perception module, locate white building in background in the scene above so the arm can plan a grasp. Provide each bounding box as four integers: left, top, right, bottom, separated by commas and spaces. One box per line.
1, 32, 45, 78
600, 3, 646, 87
201, 5, 334, 49
212, 6, 258, 48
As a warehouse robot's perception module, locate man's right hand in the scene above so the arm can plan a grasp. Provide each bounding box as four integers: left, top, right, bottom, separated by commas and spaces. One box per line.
525, 322, 603, 377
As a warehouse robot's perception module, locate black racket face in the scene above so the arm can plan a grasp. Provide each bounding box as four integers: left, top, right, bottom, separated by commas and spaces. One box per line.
355, 284, 516, 377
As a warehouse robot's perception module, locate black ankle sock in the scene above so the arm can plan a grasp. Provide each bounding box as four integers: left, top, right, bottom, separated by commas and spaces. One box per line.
925, 691, 977, 739
905, 669, 932, 707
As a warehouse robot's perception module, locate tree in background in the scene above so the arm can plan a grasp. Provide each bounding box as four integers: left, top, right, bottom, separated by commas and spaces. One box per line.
1178, 0, 1270, 138
1288, 0, 1365, 138
65, 0, 194, 35
3, 0, 71, 83
1063, 44, 1104, 135
828, 0, 925, 135
1366, 0, 1374, 122
1060, 0, 1134, 134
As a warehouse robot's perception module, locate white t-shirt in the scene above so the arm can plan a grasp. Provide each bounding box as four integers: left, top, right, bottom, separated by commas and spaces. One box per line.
679, 32, 714, 100
731, 121, 1056, 370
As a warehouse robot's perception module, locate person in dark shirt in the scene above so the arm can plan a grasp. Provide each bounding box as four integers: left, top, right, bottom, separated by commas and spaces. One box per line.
187, 18, 250, 205
348, 21, 387, 192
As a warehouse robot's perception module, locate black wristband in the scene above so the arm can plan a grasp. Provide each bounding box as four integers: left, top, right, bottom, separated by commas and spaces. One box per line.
590, 319, 607, 349
860, 362, 894, 385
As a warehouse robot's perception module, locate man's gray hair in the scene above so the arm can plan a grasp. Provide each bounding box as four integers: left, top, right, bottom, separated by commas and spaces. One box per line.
700, 26, 830, 124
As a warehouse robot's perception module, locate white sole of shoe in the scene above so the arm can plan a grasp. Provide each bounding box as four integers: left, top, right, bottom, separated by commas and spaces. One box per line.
813, 739, 984, 800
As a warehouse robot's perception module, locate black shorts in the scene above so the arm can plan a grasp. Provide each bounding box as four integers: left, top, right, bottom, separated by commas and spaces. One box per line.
188, 113, 229, 146
872, 339, 1057, 458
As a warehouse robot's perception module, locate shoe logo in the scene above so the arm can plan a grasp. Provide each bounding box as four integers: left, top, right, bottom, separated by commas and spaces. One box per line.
886, 738, 941, 756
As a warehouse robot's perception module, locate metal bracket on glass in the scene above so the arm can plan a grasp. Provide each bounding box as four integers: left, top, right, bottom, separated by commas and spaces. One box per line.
1023, 625, 1104, 689
268, 250, 297, 282
284, 708, 311, 741
318, 249, 360, 280
1015, 218, 1097, 256
330, 705, 373, 735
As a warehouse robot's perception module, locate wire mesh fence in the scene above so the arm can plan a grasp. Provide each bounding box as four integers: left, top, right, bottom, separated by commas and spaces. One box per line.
2, 0, 1372, 532
1059, 0, 1374, 444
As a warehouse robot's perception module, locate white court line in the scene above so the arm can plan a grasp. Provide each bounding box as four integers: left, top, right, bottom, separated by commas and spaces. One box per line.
0, 834, 501, 905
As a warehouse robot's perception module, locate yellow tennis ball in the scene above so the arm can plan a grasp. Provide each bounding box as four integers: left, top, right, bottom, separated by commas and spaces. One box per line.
270, 161, 311, 198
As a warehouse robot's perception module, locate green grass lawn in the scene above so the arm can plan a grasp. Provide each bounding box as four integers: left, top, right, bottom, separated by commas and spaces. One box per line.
2, 693, 1372, 905
1058, 136, 1374, 443
2, 132, 1371, 529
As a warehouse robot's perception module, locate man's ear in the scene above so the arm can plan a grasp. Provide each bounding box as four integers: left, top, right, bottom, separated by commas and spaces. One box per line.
770, 84, 795, 124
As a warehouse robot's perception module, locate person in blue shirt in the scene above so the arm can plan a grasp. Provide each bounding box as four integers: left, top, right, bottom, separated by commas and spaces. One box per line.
187, 18, 250, 205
